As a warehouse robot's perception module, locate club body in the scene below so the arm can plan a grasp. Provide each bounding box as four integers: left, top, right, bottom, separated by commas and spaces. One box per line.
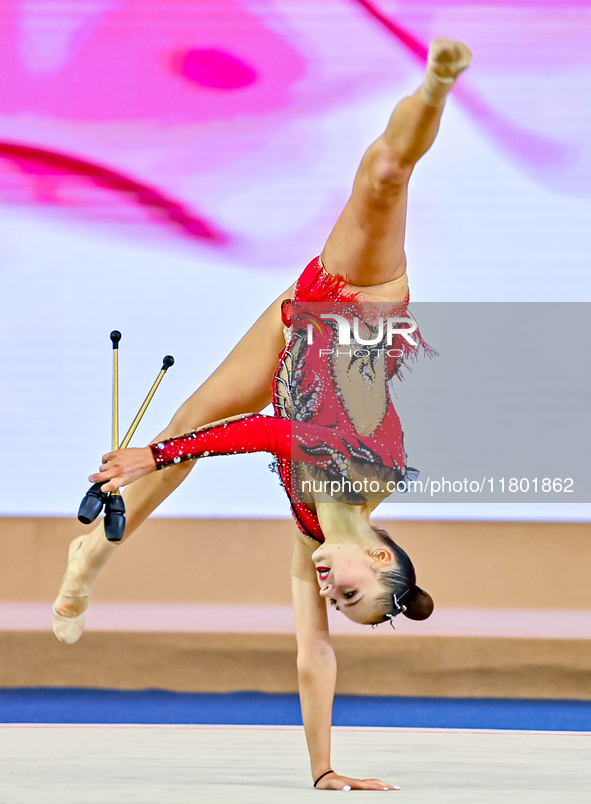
104, 494, 126, 542
77, 483, 109, 524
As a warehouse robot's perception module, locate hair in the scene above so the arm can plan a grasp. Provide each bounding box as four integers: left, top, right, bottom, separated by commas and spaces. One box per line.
370, 528, 434, 625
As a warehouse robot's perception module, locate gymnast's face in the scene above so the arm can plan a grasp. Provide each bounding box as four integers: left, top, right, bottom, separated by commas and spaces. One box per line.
311, 542, 395, 624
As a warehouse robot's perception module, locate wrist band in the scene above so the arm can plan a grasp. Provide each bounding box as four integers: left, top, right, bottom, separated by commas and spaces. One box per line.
314, 769, 334, 788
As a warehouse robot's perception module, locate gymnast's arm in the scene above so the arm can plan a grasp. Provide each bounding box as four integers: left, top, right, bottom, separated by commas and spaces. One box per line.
90, 412, 392, 491
291, 537, 398, 791
291, 536, 337, 788
90, 413, 290, 491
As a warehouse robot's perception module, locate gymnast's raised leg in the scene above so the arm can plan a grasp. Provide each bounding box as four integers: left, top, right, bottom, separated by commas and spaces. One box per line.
321, 38, 471, 288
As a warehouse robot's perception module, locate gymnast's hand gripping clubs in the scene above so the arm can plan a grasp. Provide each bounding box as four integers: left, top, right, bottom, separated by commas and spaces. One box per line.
77, 331, 174, 542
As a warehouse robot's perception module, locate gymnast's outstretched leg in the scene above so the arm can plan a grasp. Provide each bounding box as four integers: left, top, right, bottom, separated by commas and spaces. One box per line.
321, 38, 472, 287
52, 288, 291, 642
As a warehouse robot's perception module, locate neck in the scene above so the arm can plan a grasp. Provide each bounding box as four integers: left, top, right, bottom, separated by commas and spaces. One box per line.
316, 502, 376, 548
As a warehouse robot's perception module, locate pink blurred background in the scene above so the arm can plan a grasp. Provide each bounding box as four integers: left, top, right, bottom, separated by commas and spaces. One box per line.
1, 0, 590, 517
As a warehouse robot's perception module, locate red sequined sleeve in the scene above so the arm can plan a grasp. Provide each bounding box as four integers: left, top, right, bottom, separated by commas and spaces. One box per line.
149, 413, 405, 478
150, 414, 292, 468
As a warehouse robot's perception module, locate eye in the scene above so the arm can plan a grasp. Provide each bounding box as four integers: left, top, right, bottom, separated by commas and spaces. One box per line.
329, 599, 337, 607
344, 590, 357, 600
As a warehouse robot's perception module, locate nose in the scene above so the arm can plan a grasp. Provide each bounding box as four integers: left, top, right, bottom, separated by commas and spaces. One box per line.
319, 584, 332, 598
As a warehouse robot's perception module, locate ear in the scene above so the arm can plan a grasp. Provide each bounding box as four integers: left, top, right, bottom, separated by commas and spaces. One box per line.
369, 547, 395, 566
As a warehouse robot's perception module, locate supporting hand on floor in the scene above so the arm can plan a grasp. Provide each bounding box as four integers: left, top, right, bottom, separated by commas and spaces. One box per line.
315, 771, 399, 791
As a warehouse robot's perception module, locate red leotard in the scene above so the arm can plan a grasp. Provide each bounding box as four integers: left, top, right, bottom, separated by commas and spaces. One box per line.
151, 257, 428, 542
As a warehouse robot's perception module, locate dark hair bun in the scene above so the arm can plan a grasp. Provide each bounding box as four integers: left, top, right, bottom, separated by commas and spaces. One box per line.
402, 586, 434, 621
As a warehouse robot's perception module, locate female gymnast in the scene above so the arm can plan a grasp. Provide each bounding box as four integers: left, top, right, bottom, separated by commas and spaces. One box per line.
53, 38, 471, 791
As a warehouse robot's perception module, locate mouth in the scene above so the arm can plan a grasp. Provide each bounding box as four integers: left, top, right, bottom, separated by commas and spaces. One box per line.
316, 566, 331, 582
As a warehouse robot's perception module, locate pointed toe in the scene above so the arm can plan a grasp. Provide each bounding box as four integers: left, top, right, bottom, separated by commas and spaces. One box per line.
52, 606, 88, 645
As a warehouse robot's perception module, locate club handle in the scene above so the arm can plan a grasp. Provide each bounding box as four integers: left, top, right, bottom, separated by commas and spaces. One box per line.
119, 356, 174, 449
112, 335, 120, 452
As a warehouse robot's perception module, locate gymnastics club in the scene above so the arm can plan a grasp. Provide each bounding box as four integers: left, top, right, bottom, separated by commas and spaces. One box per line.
77, 331, 121, 526
103, 352, 175, 541
77, 334, 174, 530
103, 330, 125, 542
